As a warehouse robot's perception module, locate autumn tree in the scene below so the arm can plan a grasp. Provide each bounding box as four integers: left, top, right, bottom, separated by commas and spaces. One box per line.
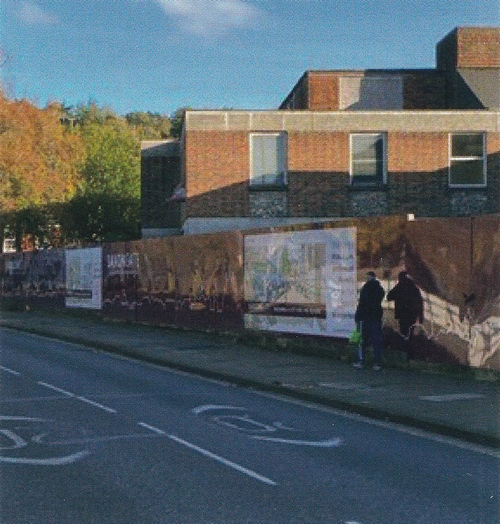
0, 92, 83, 250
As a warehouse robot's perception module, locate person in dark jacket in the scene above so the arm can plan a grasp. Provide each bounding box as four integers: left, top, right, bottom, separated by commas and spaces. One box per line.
386, 270, 424, 361
354, 271, 385, 370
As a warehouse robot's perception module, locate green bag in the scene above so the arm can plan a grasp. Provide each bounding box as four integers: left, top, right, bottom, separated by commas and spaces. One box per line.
349, 327, 362, 345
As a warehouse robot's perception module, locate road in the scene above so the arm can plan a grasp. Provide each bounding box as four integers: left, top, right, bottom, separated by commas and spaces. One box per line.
0, 329, 498, 523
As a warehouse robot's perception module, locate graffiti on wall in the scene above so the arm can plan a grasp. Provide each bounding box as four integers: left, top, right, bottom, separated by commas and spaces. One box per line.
1, 215, 499, 370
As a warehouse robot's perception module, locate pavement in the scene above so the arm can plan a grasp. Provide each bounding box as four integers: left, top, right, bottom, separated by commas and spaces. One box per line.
1, 309, 499, 449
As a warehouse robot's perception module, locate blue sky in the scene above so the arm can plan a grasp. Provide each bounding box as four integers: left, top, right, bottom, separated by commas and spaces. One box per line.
1, 0, 498, 116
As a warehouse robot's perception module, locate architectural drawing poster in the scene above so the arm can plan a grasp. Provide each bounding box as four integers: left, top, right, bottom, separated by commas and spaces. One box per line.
244, 228, 357, 337
65, 247, 103, 309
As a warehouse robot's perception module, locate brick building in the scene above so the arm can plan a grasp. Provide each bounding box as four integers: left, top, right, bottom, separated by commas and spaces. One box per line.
141, 27, 500, 237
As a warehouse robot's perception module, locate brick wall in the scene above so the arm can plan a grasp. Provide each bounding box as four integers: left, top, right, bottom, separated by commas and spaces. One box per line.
308, 73, 340, 111
457, 27, 500, 68
184, 131, 249, 217
403, 72, 446, 109
183, 128, 499, 222
388, 133, 452, 216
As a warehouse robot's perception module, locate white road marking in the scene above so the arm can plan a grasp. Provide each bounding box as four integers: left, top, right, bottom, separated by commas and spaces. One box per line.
419, 393, 485, 402
167, 433, 277, 486
0, 416, 48, 422
0, 451, 89, 465
319, 382, 370, 391
138, 422, 166, 436
251, 390, 500, 457
0, 365, 20, 376
252, 436, 343, 447
138, 422, 276, 486
37, 382, 74, 397
75, 396, 117, 413
0, 429, 27, 449
47, 433, 160, 446
213, 414, 277, 433
192, 405, 246, 415
37, 382, 116, 413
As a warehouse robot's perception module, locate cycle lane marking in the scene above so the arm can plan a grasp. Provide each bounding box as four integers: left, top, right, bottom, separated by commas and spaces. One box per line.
193, 404, 344, 448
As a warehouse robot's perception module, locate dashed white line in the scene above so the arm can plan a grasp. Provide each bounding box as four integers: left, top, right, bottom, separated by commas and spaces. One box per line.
37, 382, 116, 413
138, 422, 277, 486
75, 396, 117, 414
37, 382, 74, 397
167, 433, 277, 486
0, 365, 21, 376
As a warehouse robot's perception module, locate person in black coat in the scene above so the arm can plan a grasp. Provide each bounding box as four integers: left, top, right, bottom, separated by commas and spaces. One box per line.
354, 271, 385, 370
386, 271, 424, 361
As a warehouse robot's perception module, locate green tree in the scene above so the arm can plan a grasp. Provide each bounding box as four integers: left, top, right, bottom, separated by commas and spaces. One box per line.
125, 111, 171, 139
67, 117, 141, 243
169, 107, 189, 138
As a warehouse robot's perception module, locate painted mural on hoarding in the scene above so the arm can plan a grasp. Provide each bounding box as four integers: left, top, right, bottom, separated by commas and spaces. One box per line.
0, 250, 65, 306
1, 215, 499, 371
102, 233, 245, 330
402, 216, 500, 369
65, 247, 102, 309
244, 228, 357, 338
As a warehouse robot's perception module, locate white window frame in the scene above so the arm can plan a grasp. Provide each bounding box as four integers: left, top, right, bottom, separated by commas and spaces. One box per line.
448, 133, 486, 188
350, 133, 387, 185
249, 132, 287, 187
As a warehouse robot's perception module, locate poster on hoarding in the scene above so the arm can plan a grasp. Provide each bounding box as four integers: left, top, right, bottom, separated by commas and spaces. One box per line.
65, 247, 103, 309
244, 228, 357, 338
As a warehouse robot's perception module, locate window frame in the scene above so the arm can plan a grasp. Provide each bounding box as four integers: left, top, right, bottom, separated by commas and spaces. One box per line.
249, 132, 287, 188
349, 132, 387, 186
448, 133, 486, 188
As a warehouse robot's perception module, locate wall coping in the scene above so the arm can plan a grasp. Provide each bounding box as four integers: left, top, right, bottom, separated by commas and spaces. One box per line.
185, 110, 500, 133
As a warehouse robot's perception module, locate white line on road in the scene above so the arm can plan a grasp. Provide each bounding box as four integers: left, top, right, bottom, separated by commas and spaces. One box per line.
252, 436, 343, 447
419, 393, 485, 402
252, 390, 499, 457
37, 382, 116, 413
0, 451, 89, 466
138, 422, 166, 435
138, 422, 277, 486
75, 396, 117, 414
37, 382, 74, 397
168, 433, 277, 486
192, 405, 247, 415
0, 365, 20, 376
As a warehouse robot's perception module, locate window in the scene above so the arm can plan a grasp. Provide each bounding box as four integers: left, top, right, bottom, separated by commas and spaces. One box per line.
350, 133, 386, 185
449, 133, 486, 187
250, 133, 287, 186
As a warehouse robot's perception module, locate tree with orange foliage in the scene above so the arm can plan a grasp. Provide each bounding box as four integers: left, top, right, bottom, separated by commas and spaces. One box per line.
0, 92, 84, 250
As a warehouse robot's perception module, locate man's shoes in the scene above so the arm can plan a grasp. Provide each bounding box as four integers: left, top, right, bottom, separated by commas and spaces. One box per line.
353, 362, 364, 369
372, 364, 382, 371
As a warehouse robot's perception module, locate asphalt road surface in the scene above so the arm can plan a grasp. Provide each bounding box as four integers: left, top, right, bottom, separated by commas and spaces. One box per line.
1, 329, 498, 523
